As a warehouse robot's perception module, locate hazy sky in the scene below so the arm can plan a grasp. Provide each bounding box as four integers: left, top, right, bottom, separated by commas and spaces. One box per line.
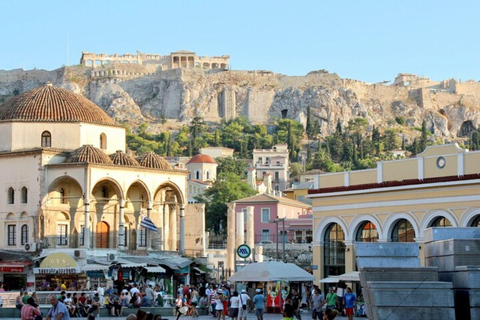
1, 0, 479, 83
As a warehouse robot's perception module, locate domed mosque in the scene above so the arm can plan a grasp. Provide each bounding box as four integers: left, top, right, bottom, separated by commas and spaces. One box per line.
0, 84, 194, 291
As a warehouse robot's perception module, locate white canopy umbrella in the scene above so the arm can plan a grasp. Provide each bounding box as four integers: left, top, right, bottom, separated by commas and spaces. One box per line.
318, 276, 340, 283
338, 271, 360, 282
229, 261, 314, 282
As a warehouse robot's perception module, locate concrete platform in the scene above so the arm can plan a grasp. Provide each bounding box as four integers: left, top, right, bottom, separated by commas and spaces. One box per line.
424, 227, 480, 243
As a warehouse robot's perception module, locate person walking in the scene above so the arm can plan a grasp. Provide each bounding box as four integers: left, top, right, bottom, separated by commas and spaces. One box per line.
229, 291, 240, 320
46, 295, 71, 320
238, 289, 250, 320
214, 292, 225, 320
253, 289, 266, 320
342, 287, 356, 320
310, 287, 324, 320
324, 288, 337, 311
287, 289, 302, 320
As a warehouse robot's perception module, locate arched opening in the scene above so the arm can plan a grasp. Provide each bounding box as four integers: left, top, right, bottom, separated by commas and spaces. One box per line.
391, 219, 415, 242
21, 224, 28, 245
458, 120, 475, 137
7, 187, 14, 204
196, 171, 200, 180
41, 131, 52, 147
100, 133, 107, 150
469, 215, 480, 227
324, 223, 345, 278
281, 109, 288, 119
21, 187, 28, 204
355, 221, 378, 242
429, 217, 452, 228
206, 171, 211, 180
96, 221, 110, 248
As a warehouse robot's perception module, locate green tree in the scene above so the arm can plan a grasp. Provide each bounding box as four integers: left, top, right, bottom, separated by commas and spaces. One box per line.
383, 129, 399, 151
195, 173, 256, 233
216, 157, 247, 177
420, 120, 428, 152
306, 106, 313, 139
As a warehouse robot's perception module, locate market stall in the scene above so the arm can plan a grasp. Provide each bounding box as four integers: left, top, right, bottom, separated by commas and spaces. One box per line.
229, 261, 314, 313
34, 252, 86, 291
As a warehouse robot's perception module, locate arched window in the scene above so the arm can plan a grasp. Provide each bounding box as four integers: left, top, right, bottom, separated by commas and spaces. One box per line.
101, 186, 109, 199
206, 171, 211, 180
41, 131, 52, 147
60, 188, 67, 204
21, 187, 28, 204
100, 133, 107, 150
391, 219, 415, 242
429, 217, 452, 227
195, 171, 200, 180
470, 215, 480, 227
7, 187, 14, 204
355, 221, 378, 242
324, 223, 345, 278
21, 224, 28, 245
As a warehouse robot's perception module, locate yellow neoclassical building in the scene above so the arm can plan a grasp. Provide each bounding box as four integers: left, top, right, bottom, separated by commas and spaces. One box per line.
308, 144, 480, 281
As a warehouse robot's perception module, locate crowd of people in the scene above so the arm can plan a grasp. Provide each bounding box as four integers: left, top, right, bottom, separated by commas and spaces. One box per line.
16, 281, 359, 320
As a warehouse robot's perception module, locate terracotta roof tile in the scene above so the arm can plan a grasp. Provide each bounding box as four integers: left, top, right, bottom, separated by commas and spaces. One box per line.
0, 84, 115, 126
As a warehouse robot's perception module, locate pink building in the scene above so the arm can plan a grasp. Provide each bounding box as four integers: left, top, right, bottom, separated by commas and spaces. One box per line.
231, 194, 312, 244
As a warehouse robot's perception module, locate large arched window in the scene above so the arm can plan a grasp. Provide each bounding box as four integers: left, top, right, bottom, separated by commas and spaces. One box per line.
429, 217, 452, 227
7, 187, 14, 204
391, 219, 415, 242
470, 215, 480, 227
100, 133, 107, 150
41, 131, 52, 147
20, 187, 28, 204
21, 224, 28, 245
324, 223, 346, 278
195, 171, 200, 180
355, 221, 378, 242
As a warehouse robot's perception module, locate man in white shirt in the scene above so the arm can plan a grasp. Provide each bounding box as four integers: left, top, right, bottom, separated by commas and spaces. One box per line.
130, 283, 140, 296
239, 289, 250, 320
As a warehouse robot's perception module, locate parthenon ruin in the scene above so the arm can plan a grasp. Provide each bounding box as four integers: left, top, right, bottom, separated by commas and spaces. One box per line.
80, 50, 230, 70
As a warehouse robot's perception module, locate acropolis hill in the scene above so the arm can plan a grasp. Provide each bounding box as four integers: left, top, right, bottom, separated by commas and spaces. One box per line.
1, 50, 480, 141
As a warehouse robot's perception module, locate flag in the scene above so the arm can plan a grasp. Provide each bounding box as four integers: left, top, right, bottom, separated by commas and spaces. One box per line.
140, 216, 159, 232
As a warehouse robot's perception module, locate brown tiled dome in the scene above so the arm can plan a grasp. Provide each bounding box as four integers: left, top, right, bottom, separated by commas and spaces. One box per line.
65, 145, 113, 165
0, 84, 115, 126
186, 153, 216, 164
110, 150, 140, 167
139, 152, 173, 170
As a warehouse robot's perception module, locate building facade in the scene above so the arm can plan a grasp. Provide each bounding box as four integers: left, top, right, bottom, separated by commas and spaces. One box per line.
252, 144, 289, 191
0, 84, 190, 290
80, 50, 230, 70
308, 144, 480, 282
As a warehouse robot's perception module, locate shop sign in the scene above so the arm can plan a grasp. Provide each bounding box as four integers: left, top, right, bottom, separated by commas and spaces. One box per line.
39, 252, 79, 269
0, 266, 24, 273
174, 266, 189, 276
34, 267, 81, 274
86, 271, 105, 278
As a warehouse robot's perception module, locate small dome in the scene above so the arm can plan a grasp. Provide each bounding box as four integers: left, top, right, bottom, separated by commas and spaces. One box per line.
0, 84, 115, 126
66, 145, 113, 165
186, 154, 216, 164
139, 152, 173, 170
110, 150, 140, 167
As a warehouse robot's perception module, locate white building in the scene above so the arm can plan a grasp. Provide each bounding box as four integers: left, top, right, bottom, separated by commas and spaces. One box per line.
252, 144, 289, 191
0, 84, 190, 290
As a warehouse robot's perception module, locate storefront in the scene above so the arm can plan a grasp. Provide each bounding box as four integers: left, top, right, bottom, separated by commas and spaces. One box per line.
0, 264, 28, 291
34, 252, 86, 291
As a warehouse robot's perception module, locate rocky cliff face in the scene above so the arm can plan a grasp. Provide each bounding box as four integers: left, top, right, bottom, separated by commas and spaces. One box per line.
1, 65, 480, 141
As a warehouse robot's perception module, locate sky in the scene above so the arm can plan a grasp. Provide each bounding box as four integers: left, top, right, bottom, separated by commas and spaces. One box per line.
1, 0, 479, 83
